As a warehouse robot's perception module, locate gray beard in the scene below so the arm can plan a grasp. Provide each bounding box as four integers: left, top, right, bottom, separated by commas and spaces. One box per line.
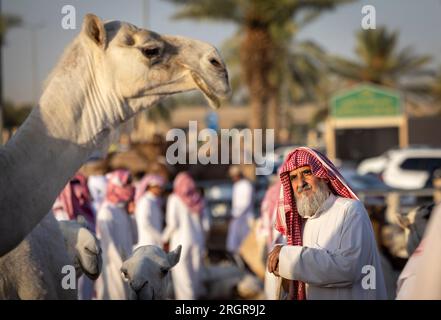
295, 182, 330, 218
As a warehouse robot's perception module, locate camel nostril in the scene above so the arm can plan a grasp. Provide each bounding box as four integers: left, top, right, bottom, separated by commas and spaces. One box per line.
132, 280, 148, 293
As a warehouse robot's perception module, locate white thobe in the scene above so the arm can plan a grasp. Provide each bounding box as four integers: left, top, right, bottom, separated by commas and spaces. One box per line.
162, 194, 210, 300
135, 192, 164, 248
95, 201, 134, 300
226, 179, 255, 253
276, 194, 387, 300
87, 175, 107, 216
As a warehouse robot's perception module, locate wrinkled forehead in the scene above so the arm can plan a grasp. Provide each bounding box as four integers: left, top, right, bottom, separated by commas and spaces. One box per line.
104, 20, 162, 45
280, 149, 318, 174
289, 165, 311, 177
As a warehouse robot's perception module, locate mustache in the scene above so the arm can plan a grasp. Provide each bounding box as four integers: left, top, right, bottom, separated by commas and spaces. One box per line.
297, 183, 312, 193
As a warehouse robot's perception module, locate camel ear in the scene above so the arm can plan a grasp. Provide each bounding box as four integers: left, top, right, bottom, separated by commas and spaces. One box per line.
82, 14, 106, 49
167, 245, 182, 268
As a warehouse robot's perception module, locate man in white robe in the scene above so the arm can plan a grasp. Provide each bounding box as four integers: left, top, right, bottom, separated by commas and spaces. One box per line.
267, 147, 387, 300
162, 172, 210, 300
226, 165, 255, 255
88, 175, 107, 216
95, 170, 135, 300
134, 174, 165, 248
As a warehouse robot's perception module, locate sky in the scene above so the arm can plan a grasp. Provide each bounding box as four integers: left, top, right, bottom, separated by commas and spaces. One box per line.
2, 0, 441, 105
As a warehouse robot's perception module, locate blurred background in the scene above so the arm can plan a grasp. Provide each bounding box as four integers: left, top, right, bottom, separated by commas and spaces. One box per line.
1, 0, 441, 299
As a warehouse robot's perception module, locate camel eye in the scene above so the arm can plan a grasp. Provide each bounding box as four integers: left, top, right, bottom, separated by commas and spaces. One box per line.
142, 47, 161, 59
121, 268, 129, 281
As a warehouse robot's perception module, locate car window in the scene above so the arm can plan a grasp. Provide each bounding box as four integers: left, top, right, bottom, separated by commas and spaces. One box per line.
400, 157, 441, 171
400, 158, 421, 170
427, 158, 441, 171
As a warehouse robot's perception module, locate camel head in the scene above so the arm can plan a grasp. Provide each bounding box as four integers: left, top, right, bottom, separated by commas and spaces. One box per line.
58, 220, 102, 280
121, 245, 181, 300
78, 14, 230, 126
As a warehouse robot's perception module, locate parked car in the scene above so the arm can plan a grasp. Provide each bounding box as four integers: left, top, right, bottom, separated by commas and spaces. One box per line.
200, 181, 232, 219
357, 152, 392, 176
340, 168, 390, 206
357, 147, 441, 190
341, 169, 389, 192
201, 176, 269, 219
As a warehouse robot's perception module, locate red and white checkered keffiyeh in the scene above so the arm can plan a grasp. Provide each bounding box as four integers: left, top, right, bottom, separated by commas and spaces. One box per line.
173, 172, 205, 215
52, 173, 95, 227
134, 174, 166, 203
274, 147, 358, 300
105, 169, 135, 205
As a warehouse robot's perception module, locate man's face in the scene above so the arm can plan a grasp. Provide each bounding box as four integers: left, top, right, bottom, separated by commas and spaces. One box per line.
149, 185, 163, 197
289, 166, 324, 200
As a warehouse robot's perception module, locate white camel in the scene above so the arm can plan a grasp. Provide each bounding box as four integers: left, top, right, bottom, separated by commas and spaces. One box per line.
121, 245, 181, 300
121, 245, 264, 300
0, 218, 101, 299
58, 220, 102, 281
0, 13, 229, 299
0, 13, 230, 256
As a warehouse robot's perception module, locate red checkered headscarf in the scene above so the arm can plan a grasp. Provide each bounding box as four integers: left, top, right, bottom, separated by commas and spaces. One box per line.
274, 147, 358, 300
53, 173, 95, 227
105, 169, 135, 205
173, 172, 205, 215
134, 174, 166, 203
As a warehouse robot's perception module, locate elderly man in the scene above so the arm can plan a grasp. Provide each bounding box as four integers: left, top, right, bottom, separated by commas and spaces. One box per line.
267, 147, 387, 300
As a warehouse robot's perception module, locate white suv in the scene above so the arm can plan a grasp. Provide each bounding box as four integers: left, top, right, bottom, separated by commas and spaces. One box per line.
357, 147, 441, 190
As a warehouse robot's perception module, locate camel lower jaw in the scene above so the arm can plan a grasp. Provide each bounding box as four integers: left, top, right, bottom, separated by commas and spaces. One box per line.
190, 71, 221, 109
84, 270, 101, 280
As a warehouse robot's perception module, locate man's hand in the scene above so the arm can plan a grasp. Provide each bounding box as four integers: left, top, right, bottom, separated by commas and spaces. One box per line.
267, 245, 283, 277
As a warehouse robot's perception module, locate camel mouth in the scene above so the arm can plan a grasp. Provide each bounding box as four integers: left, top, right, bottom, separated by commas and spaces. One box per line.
84, 269, 101, 280
80, 252, 102, 280
134, 282, 154, 300
191, 71, 222, 109
79, 247, 102, 280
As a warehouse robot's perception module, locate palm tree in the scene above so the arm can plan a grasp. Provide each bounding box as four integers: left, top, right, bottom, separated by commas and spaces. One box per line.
408, 66, 441, 115
222, 31, 332, 137
328, 26, 432, 90
167, 0, 354, 137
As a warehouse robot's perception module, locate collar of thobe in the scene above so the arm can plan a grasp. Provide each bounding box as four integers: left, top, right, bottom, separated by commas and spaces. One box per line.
109, 202, 127, 209
145, 191, 158, 200
303, 192, 336, 220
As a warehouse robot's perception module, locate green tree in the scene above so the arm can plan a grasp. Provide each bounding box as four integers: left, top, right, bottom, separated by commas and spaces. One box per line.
328, 27, 432, 89
407, 66, 441, 115
167, 0, 354, 137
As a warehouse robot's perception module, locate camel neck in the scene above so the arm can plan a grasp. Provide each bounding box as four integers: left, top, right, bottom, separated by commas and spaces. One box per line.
0, 102, 97, 255
0, 41, 115, 255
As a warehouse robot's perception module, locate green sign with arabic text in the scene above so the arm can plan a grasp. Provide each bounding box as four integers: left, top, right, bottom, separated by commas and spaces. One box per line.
331, 85, 401, 118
